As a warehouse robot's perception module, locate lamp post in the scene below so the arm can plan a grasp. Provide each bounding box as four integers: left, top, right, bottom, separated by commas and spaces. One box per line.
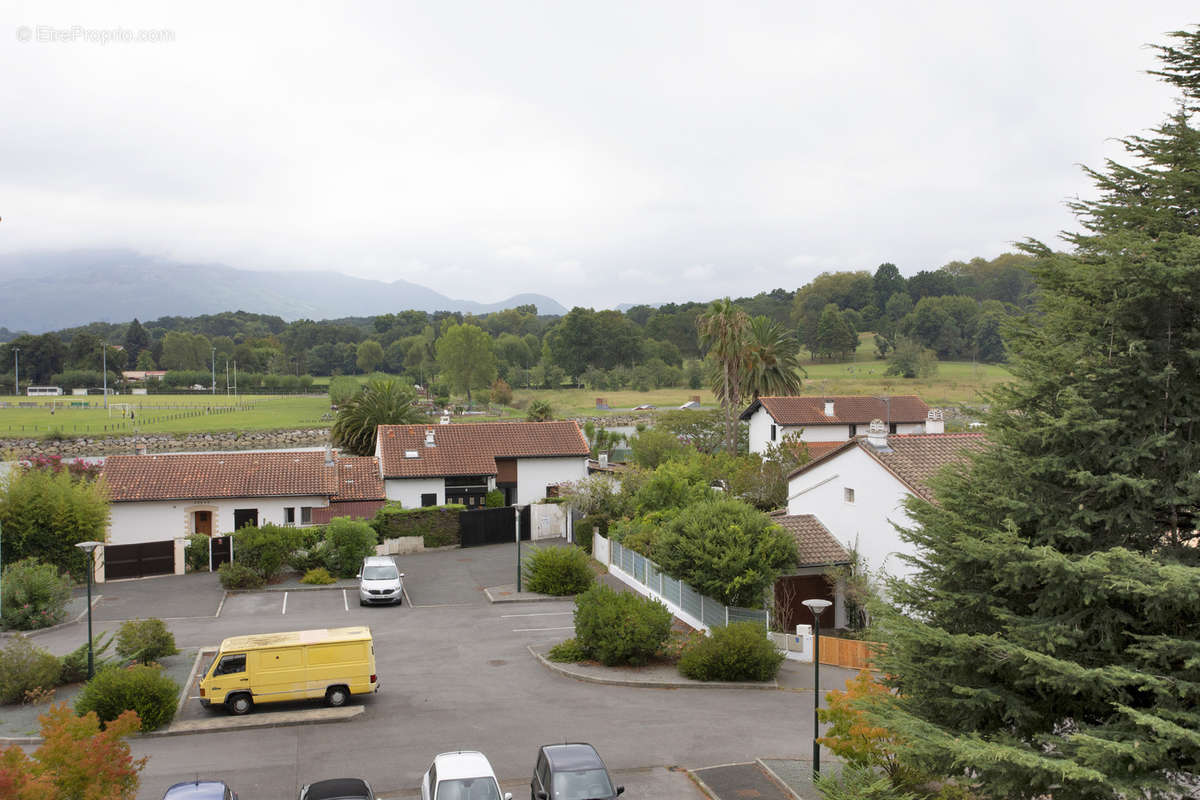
75, 541, 104, 679
802, 598, 833, 776
211, 348, 216, 395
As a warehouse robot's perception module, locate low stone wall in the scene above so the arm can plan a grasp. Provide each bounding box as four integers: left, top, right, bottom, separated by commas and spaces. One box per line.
0, 429, 331, 458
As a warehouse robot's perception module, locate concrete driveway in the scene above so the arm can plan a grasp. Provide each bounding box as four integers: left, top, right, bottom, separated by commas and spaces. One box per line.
26, 542, 826, 800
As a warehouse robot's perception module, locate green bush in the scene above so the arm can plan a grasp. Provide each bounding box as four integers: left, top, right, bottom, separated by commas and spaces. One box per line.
484, 489, 505, 507
232, 524, 302, 580
185, 533, 210, 572
0, 635, 62, 705
574, 523, 595, 555
59, 633, 115, 684
301, 567, 336, 585
370, 503, 464, 547
677, 621, 784, 682
547, 638, 588, 663
75, 664, 179, 731
217, 561, 265, 590
573, 583, 672, 666
115, 619, 178, 665
812, 764, 919, 800
323, 517, 378, 577
523, 545, 593, 596
0, 558, 73, 630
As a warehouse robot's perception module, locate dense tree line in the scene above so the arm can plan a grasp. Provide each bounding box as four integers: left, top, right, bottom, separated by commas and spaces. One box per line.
0, 253, 1033, 392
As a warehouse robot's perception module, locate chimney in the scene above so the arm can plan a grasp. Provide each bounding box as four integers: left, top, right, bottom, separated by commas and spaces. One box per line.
425, 428, 436, 447
824, 400, 834, 417
866, 418, 890, 450
324, 444, 334, 466
926, 408, 945, 434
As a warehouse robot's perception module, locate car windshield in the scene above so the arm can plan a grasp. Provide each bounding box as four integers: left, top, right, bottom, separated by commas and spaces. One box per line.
435, 778, 501, 800
552, 768, 614, 800
362, 566, 398, 580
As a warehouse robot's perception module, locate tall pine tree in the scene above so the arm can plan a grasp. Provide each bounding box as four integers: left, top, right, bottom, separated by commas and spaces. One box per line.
874, 28, 1200, 800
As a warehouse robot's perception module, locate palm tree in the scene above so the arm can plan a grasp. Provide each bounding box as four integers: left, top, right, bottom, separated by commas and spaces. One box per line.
331, 378, 427, 456
740, 316, 806, 401
696, 298, 750, 454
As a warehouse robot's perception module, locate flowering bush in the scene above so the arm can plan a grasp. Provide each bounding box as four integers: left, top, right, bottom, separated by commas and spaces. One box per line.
1, 558, 72, 631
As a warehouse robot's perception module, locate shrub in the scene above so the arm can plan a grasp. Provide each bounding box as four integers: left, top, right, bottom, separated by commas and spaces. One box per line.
185, 533, 210, 572
115, 619, 178, 665
218, 561, 265, 590
574, 523, 594, 555
75, 664, 179, 731
677, 621, 784, 682
370, 503, 464, 547
0, 557, 73, 630
0, 635, 62, 705
323, 517, 378, 577
232, 524, 302, 580
573, 583, 672, 666
523, 545, 593, 596
59, 632, 115, 684
812, 764, 920, 800
301, 567, 336, 585
547, 638, 588, 663
484, 489, 505, 508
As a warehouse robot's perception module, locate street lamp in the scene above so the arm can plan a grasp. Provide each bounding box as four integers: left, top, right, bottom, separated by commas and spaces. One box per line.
802, 597, 833, 776
75, 541, 105, 679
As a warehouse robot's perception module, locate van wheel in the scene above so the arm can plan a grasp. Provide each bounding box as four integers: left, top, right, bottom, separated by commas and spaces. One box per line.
226, 694, 253, 715
326, 686, 350, 707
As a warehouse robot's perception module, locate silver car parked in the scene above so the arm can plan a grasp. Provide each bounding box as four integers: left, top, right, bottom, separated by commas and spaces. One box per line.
357, 556, 404, 606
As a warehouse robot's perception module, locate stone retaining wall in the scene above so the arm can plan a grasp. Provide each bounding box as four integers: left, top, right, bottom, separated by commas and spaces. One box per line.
0, 429, 332, 458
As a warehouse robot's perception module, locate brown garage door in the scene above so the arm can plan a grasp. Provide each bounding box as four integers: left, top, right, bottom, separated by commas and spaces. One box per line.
104, 541, 175, 580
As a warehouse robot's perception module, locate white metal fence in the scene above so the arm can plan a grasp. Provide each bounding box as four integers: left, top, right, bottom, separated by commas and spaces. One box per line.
593, 532, 768, 632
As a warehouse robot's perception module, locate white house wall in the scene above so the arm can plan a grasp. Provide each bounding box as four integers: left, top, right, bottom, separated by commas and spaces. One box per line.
516, 457, 587, 505
786, 446, 917, 583
748, 408, 775, 454
108, 495, 330, 546
384, 477, 445, 507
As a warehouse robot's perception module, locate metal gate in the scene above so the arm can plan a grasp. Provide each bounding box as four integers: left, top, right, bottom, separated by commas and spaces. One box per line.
459, 507, 530, 547
103, 541, 175, 580
210, 535, 232, 570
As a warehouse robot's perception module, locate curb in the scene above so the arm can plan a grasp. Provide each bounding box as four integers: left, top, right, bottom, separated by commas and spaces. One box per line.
176, 648, 216, 718
484, 586, 574, 604
756, 759, 806, 800
527, 645, 778, 690
0, 595, 103, 640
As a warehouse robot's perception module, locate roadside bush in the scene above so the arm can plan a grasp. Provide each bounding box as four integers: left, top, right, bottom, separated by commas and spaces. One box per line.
59, 633, 115, 683
185, 533, 211, 572
523, 545, 593, 596
677, 621, 784, 682
573, 583, 672, 666
75, 664, 179, 731
301, 567, 336, 585
218, 561, 265, 590
115, 618, 179, 665
484, 489, 505, 508
0, 557, 73, 630
322, 517, 378, 577
232, 524, 302, 580
547, 638, 588, 663
574, 523, 595, 555
0, 635, 62, 705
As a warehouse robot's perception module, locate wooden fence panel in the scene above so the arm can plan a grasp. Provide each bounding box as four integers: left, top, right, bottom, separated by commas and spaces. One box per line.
819, 636, 883, 670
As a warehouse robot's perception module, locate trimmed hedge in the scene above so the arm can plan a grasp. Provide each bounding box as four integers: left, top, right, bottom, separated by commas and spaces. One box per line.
75, 664, 179, 731
115, 619, 179, 665
573, 583, 672, 666
677, 621, 784, 682
370, 503, 466, 548
523, 545, 593, 596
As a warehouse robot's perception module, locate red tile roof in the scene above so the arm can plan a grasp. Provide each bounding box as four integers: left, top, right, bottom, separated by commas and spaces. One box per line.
741, 395, 930, 425
332, 455, 385, 501
103, 451, 340, 503
376, 421, 590, 479
770, 512, 851, 566
787, 433, 987, 502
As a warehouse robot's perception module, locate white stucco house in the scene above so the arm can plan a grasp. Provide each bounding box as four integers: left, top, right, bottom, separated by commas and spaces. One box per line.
785, 423, 985, 587
375, 421, 591, 509
98, 449, 383, 582
740, 395, 935, 454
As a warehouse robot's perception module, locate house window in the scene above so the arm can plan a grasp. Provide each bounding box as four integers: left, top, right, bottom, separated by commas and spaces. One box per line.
848, 423, 858, 437
770, 424, 777, 442
889, 422, 897, 434
284, 507, 295, 525
844, 487, 855, 504
421, 493, 437, 507
300, 507, 312, 525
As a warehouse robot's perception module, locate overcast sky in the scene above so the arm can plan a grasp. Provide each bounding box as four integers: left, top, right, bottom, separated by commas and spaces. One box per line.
2, 2, 1196, 309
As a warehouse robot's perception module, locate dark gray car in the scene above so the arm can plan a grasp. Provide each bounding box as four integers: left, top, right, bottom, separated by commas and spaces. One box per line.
162, 781, 237, 800
531, 743, 624, 800
299, 778, 374, 800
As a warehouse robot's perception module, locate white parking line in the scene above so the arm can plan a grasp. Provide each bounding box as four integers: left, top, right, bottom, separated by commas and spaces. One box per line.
501, 611, 573, 618
343, 590, 348, 611
512, 626, 574, 632
281, 592, 288, 615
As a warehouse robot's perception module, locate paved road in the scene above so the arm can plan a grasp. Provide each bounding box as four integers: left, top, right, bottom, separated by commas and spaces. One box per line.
35, 543, 829, 800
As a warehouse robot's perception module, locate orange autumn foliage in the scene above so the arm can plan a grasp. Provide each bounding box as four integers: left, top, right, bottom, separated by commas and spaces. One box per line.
817, 669, 912, 782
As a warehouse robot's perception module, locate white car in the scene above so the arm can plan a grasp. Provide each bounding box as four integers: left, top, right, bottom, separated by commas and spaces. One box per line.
421, 751, 511, 800
357, 556, 404, 606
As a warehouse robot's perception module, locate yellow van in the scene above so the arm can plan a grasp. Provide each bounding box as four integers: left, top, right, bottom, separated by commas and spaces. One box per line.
198, 627, 378, 715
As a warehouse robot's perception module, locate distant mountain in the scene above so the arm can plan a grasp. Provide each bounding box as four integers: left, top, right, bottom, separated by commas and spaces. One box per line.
0, 250, 568, 333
